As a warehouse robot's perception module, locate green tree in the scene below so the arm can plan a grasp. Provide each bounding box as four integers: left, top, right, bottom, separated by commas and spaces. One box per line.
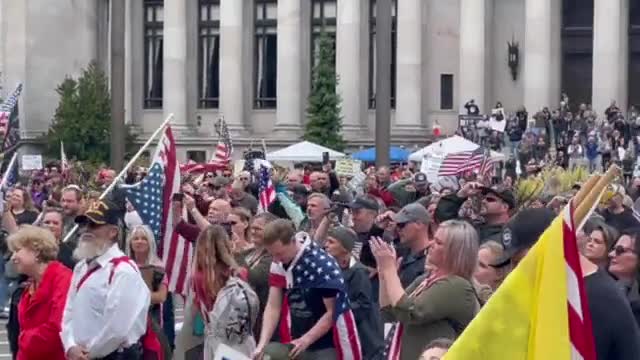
43, 61, 136, 164
304, 31, 345, 152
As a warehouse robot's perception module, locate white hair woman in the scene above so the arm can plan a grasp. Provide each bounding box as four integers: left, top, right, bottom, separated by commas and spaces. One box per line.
125, 225, 167, 321
371, 219, 480, 360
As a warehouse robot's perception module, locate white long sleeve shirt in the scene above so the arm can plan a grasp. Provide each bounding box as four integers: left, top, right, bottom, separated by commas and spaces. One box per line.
60, 243, 150, 358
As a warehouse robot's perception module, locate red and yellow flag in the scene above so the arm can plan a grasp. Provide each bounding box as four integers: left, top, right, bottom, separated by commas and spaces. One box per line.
445, 204, 596, 359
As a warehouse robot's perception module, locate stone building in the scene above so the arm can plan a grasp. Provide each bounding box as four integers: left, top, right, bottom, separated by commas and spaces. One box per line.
0, 0, 639, 160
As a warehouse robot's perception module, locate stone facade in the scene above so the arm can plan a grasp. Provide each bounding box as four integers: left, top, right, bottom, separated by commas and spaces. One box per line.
0, 0, 637, 160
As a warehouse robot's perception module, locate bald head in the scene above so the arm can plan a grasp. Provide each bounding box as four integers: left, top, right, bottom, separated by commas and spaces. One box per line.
208, 199, 231, 224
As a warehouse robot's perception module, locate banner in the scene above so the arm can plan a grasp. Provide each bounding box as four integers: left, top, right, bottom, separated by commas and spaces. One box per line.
335, 159, 362, 177
21, 155, 42, 170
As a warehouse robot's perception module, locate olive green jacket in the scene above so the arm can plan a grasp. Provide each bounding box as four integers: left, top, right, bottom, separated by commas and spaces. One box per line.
382, 275, 479, 360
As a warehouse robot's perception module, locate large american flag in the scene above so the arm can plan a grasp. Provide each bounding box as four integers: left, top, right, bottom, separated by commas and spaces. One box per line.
269, 239, 362, 360
124, 126, 192, 295
211, 117, 233, 166
438, 146, 488, 176
0, 83, 23, 152
258, 164, 275, 212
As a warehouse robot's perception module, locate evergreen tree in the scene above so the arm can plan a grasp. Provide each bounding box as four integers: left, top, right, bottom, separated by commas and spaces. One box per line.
304, 31, 345, 151
43, 61, 136, 164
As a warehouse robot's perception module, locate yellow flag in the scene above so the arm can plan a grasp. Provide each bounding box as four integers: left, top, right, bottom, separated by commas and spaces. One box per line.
444, 215, 570, 360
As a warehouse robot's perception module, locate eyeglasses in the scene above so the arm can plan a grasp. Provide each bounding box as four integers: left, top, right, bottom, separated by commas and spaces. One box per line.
239, 177, 249, 181
614, 245, 635, 256
396, 222, 409, 229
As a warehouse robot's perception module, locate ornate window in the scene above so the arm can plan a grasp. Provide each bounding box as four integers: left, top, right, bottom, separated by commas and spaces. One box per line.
311, 0, 337, 68
254, 0, 278, 109
368, 0, 397, 109
198, 0, 221, 109
143, 0, 164, 109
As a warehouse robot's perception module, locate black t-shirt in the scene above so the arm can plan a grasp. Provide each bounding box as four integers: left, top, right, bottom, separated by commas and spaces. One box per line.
11, 209, 38, 225
285, 287, 338, 351
602, 208, 639, 231
585, 270, 640, 360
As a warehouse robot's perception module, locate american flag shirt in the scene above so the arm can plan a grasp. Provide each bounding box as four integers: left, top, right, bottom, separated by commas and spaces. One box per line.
269, 239, 362, 360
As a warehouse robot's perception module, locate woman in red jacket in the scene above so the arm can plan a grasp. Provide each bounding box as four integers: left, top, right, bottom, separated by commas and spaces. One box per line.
8, 225, 72, 360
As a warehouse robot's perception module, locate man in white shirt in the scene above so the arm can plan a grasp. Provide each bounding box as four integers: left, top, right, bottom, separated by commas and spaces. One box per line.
61, 200, 150, 360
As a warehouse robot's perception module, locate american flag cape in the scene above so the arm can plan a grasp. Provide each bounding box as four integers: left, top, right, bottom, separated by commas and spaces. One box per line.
124, 126, 192, 295
258, 164, 275, 212
438, 146, 488, 176
268, 240, 362, 360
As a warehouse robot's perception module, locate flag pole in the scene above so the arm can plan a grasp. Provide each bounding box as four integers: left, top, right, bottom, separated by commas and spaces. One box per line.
0, 151, 18, 190
62, 113, 174, 243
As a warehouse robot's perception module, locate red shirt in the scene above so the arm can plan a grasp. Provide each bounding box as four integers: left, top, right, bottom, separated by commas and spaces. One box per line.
18, 261, 72, 360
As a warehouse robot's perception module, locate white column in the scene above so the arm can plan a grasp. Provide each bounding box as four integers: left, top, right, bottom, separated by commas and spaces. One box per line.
336, 0, 364, 130
395, 0, 422, 127
592, 0, 629, 114
459, 0, 486, 114
220, 0, 246, 128
276, 0, 303, 129
163, 0, 188, 127
523, 0, 555, 113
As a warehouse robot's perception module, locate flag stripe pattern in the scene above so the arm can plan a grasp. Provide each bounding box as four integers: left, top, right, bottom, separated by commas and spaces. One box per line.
0, 84, 23, 152
258, 164, 275, 212
438, 147, 487, 176
268, 240, 362, 360
211, 117, 233, 166
563, 204, 596, 360
125, 126, 192, 295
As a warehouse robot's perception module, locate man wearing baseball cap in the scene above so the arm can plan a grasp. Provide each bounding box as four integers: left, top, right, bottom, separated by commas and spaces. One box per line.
324, 227, 384, 360
388, 172, 431, 207
61, 200, 150, 360
348, 195, 384, 270
392, 203, 433, 287
435, 182, 515, 244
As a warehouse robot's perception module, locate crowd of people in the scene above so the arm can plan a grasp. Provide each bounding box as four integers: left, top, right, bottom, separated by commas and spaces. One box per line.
2, 99, 640, 360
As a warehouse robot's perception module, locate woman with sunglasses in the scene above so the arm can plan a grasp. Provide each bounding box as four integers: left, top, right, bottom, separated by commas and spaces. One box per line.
608, 229, 640, 327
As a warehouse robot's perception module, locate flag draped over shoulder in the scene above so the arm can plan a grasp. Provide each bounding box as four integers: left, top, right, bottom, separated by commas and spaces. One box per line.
268, 240, 362, 360
124, 126, 192, 295
444, 204, 596, 360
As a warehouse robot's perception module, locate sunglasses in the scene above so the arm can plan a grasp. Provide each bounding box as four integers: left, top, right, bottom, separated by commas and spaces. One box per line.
614, 245, 635, 256
484, 196, 499, 203
396, 222, 410, 229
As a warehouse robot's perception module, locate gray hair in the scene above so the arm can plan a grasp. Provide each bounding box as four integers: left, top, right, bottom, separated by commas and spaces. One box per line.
307, 192, 331, 208
439, 220, 479, 280
126, 225, 163, 267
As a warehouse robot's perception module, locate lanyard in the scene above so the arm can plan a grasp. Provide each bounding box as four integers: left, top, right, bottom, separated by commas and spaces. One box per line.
76, 265, 101, 292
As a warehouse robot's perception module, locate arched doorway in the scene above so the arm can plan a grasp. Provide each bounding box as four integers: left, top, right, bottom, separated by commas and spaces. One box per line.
561, 0, 594, 108
629, 1, 640, 108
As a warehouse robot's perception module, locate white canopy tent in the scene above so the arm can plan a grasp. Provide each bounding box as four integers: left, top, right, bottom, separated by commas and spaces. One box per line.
409, 135, 506, 162
266, 141, 346, 162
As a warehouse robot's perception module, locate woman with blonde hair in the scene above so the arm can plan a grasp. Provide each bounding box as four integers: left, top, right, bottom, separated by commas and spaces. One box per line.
9, 225, 71, 360
372, 220, 480, 360
190, 225, 259, 358
473, 241, 506, 304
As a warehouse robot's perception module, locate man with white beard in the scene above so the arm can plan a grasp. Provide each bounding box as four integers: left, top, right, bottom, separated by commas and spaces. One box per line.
61, 200, 150, 360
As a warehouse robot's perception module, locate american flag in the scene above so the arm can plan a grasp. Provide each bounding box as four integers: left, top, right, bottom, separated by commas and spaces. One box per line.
124, 126, 192, 295
211, 117, 233, 166
61, 141, 70, 177
269, 239, 362, 360
0, 84, 23, 152
438, 146, 488, 176
258, 164, 275, 212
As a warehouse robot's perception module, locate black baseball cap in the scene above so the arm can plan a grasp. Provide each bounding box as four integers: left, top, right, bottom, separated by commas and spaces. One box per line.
482, 186, 517, 210
413, 172, 428, 186
491, 208, 556, 267
349, 195, 379, 211
75, 200, 120, 226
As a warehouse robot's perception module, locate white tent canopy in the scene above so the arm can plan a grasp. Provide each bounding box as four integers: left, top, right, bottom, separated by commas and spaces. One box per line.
266, 141, 346, 162
409, 135, 506, 162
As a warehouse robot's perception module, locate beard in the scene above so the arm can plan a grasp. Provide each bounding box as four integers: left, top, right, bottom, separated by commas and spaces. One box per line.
73, 239, 109, 261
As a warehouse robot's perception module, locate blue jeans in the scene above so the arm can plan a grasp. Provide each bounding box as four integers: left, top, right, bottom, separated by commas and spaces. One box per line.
510, 141, 520, 158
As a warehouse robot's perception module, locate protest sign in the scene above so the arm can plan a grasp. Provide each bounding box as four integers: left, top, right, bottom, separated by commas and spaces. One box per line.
21, 155, 43, 170
489, 108, 506, 132
420, 153, 446, 183
335, 159, 361, 177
